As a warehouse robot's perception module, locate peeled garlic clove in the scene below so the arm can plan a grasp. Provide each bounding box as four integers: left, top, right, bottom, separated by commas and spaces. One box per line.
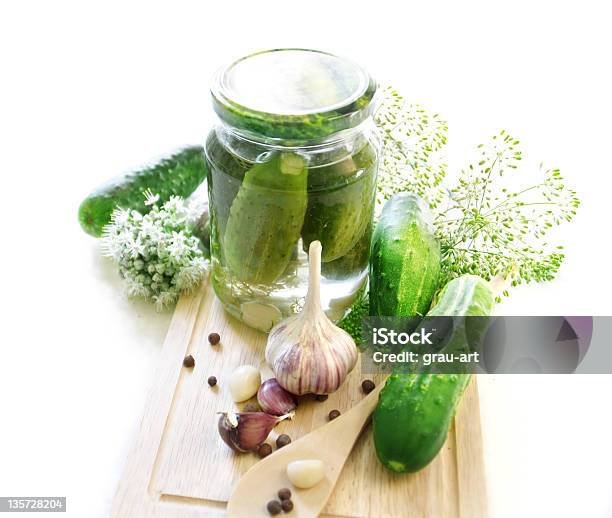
218, 411, 291, 452
229, 365, 261, 402
287, 459, 326, 489
257, 378, 297, 416
266, 241, 358, 395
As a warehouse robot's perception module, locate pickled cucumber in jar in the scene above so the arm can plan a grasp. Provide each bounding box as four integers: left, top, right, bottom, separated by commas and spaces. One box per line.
223, 152, 308, 285
321, 220, 373, 280
302, 141, 377, 262
205, 130, 251, 240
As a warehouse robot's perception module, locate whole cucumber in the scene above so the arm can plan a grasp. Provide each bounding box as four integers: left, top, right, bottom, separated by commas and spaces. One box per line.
78, 146, 208, 237
204, 130, 252, 240
373, 275, 495, 473
301, 142, 377, 262
369, 192, 441, 318
320, 221, 372, 280
223, 152, 308, 285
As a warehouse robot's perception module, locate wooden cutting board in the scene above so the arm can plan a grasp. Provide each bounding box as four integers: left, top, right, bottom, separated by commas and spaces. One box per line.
111, 279, 488, 518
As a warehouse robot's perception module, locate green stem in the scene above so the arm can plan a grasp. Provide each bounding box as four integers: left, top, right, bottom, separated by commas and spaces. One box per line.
482, 184, 546, 215
485, 201, 558, 217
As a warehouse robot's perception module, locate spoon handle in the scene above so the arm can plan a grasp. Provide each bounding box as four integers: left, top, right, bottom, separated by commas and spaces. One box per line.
313, 379, 386, 460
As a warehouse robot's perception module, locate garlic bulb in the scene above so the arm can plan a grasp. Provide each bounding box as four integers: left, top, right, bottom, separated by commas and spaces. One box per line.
265, 241, 358, 395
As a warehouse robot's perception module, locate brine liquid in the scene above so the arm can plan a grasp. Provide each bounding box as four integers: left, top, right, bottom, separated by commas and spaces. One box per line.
205, 129, 377, 331
210, 238, 369, 327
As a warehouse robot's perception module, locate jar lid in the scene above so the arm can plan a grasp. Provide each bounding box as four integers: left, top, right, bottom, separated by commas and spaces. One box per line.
211, 49, 377, 141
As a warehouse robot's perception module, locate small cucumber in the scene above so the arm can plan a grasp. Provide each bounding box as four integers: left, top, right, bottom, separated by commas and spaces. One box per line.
321, 221, 372, 280
373, 275, 495, 473
428, 274, 496, 318
369, 192, 440, 317
223, 152, 308, 285
192, 212, 211, 259
205, 131, 252, 240
301, 143, 377, 262
78, 146, 208, 237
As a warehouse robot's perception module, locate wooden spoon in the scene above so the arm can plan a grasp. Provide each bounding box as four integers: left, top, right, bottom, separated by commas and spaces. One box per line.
227, 381, 385, 517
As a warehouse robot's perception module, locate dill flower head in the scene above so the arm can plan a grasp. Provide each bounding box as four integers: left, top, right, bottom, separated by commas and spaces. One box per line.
101, 192, 207, 310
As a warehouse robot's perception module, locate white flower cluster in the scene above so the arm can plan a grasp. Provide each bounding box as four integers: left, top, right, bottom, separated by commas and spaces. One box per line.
101, 192, 208, 310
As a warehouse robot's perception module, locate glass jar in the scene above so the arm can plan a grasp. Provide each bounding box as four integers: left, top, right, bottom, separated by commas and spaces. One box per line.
205, 49, 380, 331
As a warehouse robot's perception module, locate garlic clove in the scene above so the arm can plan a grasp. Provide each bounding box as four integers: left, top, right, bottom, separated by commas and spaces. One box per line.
265, 241, 358, 395
229, 365, 261, 402
217, 411, 292, 452
287, 459, 326, 489
257, 378, 297, 416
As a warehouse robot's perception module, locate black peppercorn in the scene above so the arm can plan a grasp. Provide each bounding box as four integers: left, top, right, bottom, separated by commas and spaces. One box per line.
328, 409, 341, 420
208, 332, 220, 345
278, 488, 291, 501
361, 379, 375, 394
281, 499, 293, 512
276, 434, 291, 448
183, 355, 195, 368
207, 376, 217, 387
267, 500, 282, 515
258, 443, 272, 458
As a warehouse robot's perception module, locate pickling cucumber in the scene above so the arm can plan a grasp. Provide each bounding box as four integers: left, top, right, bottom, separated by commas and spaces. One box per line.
205, 130, 252, 240
369, 192, 440, 317
373, 275, 495, 473
223, 152, 308, 285
321, 221, 372, 280
78, 146, 208, 237
192, 212, 211, 259
301, 142, 377, 262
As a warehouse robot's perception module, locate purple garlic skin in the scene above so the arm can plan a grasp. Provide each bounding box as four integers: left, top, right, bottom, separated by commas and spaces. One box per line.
266, 316, 357, 395
217, 411, 291, 452
257, 378, 297, 416
265, 241, 358, 396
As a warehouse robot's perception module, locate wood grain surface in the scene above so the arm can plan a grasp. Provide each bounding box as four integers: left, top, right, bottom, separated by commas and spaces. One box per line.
111, 280, 488, 518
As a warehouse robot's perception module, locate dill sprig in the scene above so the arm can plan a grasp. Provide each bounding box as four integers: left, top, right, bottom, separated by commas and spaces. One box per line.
434, 130, 580, 290
375, 86, 448, 212
338, 287, 369, 346
375, 88, 580, 291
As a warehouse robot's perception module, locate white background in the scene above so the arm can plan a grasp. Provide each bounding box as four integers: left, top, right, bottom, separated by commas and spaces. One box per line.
1, 1, 611, 517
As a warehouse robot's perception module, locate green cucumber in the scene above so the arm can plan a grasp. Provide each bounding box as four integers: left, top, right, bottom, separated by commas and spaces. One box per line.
428, 274, 496, 318
321, 221, 372, 280
78, 146, 208, 237
205, 131, 252, 240
373, 275, 495, 473
301, 143, 377, 262
369, 192, 440, 317
223, 152, 308, 285
193, 212, 211, 259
